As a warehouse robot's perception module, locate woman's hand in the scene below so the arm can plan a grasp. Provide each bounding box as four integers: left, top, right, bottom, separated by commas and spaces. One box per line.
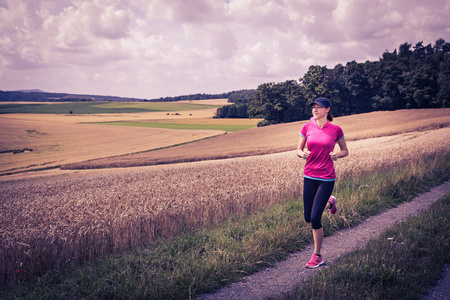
330, 138, 349, 161
297, 149, 311, 160
330, 152, 338, 161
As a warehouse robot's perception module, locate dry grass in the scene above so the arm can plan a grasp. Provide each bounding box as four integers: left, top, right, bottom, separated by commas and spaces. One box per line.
63, 108, 450, 169
1, 123, 449, 286
0, 115, 224, 175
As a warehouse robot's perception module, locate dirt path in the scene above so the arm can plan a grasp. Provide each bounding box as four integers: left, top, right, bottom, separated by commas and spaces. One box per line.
197, 180, 450, 300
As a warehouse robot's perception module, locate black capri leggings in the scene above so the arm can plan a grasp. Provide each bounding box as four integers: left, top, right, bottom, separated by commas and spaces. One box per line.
303, 177, 335, 229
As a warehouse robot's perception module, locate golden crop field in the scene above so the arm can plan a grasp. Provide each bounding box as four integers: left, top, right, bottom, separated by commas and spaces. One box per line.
1, 108, 449, 286
63, 108, 450, 169
0, 99, 259, 175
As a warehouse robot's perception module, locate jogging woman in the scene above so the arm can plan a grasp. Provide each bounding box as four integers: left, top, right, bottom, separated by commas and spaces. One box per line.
296, 97, 348, 268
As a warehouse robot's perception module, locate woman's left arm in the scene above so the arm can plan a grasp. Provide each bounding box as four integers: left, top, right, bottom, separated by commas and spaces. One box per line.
330, 138, 348, 161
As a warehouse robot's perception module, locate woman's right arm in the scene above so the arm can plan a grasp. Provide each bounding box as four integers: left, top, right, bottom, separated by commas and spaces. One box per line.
296, 136, 310, 159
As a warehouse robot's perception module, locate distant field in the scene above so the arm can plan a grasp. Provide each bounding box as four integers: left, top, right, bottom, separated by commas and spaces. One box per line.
96, 121, 255, 132
0, 101, 220, 114
64, 108, 450, 170
0, 100, 258, 175
1, 107, 449, 176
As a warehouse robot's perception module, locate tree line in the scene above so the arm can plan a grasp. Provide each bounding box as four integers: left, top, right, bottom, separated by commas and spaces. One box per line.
216, 38, 450, 126
149, 92, 231, 102
214, 90, 255, 118
0, 90, 145, 102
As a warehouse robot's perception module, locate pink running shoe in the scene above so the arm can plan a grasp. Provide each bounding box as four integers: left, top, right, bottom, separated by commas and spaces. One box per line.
327, 196, 337, 214
305, 253, 325, 268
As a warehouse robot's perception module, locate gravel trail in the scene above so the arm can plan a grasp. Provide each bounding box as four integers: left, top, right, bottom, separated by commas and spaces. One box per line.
197, 180, 450, 300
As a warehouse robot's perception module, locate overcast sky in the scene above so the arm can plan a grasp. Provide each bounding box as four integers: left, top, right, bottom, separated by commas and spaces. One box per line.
0, 0, 449, 99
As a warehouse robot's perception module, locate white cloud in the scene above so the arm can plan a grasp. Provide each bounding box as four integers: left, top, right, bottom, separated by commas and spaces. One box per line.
0, 0, 449, 98
84, 1, 133, 39
183, 23, 237, 60
233, 42, 271, 77
228, 0, 291, 31
161, 0, 226, 23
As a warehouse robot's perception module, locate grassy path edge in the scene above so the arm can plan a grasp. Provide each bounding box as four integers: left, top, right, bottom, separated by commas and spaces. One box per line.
2, 158, 449, 299
280, 192, 450, 300
199, 181, 450, 300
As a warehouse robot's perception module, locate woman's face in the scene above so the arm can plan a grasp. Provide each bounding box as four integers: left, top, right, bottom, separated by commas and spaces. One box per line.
311, 104, 330, 119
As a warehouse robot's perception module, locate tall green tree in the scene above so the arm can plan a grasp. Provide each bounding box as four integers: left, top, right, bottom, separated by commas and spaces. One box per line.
437, 53, 450, 107
248, 82, 286, 125
323, 64, 348, 117
411, 63, 439, 107
343, 61, 371, 114
363, 60, 383, 111
378, 50, 403, 110
300, 65, 329, 103
282, 80, 308, 122
248, 80, 308, 126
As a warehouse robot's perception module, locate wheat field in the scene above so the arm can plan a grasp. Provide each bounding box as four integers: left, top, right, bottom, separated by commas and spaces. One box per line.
62, 108, 450, 169
0, 100, 259, 175
1, 113, 449, 286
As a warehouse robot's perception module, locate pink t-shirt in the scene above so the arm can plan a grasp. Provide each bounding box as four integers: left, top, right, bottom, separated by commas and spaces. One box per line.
300, 118, 344, 180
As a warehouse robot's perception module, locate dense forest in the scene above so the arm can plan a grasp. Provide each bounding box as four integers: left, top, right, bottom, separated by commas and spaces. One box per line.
214, 89, 255, 118
216, 38, 450, 126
